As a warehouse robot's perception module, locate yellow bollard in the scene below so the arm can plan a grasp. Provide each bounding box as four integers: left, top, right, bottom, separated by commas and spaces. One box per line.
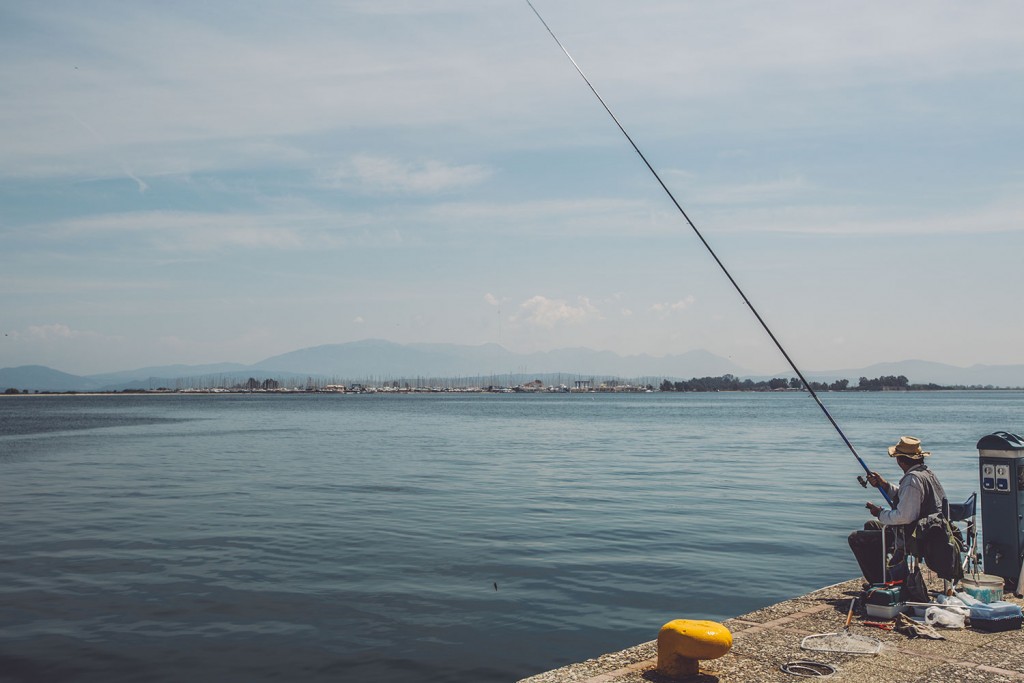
657, 619, 732, 678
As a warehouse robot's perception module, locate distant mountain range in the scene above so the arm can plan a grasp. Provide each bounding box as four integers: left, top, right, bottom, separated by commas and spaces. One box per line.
1, 339, 1023, 392
251, 339, 743, 380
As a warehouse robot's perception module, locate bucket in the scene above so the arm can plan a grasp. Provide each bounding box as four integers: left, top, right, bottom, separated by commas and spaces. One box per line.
961, 573, 1004, 604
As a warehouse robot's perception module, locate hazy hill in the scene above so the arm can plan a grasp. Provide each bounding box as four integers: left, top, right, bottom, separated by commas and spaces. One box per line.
253, 339, 499, 378
252, 339, 746, 379
87, 362, 250, 385
0, 365, 106, 392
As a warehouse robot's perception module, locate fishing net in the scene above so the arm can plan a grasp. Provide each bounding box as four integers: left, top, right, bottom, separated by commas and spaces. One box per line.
799, 597, 882, 655
800, 631, 882, 655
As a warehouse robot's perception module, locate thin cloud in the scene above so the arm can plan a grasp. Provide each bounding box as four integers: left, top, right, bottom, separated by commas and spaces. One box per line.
27, 323, 78, 340
124, 166, 149, 193
2, 1, 1021, 183
53, 212, 306, 250
15, 323, 120, 343
71, 114, 149, 192
666, 172, 809, 206
27, 210, 402, 253
710, 198, 1024, 236
513, 295, 602, 327
651, 296, 696, 318
319, 155, 493, 195
0, 275, 169, 295
426, 198, 673, 237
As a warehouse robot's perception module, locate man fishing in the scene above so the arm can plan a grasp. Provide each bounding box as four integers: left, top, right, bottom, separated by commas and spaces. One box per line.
524, 1, 954, 591
848, 436, 947, 586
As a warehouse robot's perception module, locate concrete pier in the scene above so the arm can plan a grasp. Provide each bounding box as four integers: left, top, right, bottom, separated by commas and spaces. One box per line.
518, 578, 1024, 683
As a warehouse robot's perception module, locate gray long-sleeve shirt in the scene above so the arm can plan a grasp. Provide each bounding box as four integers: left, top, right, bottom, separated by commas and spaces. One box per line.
877, 463, 944, 526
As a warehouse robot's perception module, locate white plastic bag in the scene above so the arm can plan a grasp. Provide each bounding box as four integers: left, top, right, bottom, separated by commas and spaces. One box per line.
955, 591, 981, 606
925, 606, 966, 629
936, 594, 966, 607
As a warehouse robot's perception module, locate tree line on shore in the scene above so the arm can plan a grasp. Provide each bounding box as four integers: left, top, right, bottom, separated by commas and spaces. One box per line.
658, 374, 967, 392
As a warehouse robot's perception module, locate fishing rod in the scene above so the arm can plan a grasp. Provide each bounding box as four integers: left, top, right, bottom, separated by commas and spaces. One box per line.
524, 0, 894, 508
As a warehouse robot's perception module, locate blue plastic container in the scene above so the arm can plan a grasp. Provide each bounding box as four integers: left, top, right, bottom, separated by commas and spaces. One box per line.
970, 601, 1023, 632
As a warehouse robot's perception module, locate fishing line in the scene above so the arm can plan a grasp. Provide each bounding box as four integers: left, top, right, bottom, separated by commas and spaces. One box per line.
524, 0, 894, 507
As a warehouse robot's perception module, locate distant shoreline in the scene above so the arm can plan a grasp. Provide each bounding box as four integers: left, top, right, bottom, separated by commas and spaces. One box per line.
3, 387, 1023, 397
5, 372, 1023, 395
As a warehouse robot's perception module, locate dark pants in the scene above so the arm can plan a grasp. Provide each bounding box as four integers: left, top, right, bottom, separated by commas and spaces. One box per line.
848, 521, 907, 585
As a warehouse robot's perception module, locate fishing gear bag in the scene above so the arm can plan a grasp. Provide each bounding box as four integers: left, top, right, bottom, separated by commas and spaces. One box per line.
913, 513, 964, 582
904, 567, 929, 604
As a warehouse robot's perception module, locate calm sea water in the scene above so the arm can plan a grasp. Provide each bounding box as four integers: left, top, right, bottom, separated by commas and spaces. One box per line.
1, 391, 1021, 682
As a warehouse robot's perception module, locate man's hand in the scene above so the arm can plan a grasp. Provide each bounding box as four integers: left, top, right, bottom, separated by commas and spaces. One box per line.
865, 502, 883, 518
866, 471, 887, 488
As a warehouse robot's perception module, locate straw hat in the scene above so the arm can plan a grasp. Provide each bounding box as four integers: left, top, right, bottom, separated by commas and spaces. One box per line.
888, 436, 930, 459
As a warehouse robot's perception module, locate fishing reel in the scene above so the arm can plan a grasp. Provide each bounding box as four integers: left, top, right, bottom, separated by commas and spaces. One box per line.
857, 475, 868, 489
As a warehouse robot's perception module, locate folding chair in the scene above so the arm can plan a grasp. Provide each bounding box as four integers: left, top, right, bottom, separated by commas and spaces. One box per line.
945, 493, 979, 580
879, 524, 910, 584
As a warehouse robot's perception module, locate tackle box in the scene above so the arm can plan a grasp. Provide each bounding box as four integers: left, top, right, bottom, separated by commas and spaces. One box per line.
866, 603, 906, 619
864, 583, 906, 619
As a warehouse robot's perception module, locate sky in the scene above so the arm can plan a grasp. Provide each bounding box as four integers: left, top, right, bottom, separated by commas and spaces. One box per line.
1, 1, 1022, 376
